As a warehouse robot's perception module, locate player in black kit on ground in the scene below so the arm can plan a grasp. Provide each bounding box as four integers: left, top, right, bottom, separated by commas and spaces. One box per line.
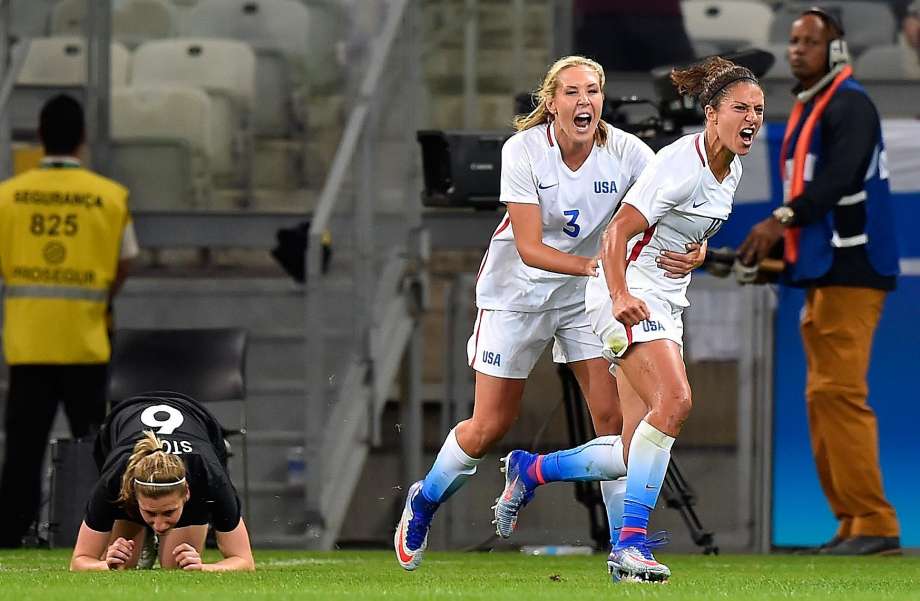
70, 392, 254, 571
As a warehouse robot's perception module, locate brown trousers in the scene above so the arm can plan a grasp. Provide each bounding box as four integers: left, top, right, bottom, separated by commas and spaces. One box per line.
801, 286, 899, 538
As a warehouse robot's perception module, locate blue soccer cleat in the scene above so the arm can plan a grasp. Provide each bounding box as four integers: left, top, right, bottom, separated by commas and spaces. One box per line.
492, 450, 538, 538
394, 480, 438, 571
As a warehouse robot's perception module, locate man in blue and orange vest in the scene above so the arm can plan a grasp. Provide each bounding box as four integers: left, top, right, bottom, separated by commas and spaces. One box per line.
0, 95, 138, 547
739, 8, 900, 555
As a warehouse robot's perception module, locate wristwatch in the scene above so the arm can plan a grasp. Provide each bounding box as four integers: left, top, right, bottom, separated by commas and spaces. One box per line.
772, 206, 795, 225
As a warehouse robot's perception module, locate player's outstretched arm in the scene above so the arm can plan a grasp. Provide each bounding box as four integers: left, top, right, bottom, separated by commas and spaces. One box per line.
70, 522, 131, 571
176, 519, 254, 572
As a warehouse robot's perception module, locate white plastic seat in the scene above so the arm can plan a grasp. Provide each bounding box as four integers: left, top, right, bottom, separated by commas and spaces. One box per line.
692, 40, 722, 59
181, 0, 309, 136
51, 0, 176, 45
181, 0, 309, 58
49, 0, 85, 36
762, 42, 794, 79
769, 2, 897, 55
131, 38, 254, 111
855, 45, 920, 80
113, 0, 177, 48
16, 36, 131, 86
111, 85, 213, 209
131, 38, 256, 183
682, 0, 773, 51
7, 0, 53, 38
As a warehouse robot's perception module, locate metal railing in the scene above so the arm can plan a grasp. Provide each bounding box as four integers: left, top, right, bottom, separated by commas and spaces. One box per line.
303, 0, 422, 545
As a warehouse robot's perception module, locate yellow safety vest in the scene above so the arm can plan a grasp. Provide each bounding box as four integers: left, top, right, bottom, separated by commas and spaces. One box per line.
0, 160, 130, 364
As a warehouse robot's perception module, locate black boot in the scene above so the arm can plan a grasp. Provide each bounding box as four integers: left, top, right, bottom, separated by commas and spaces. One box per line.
824, 536, 901, 556
797, 534, 845, 555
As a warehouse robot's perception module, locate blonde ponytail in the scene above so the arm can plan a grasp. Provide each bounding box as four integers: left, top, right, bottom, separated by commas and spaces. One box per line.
117, 431, 187, 509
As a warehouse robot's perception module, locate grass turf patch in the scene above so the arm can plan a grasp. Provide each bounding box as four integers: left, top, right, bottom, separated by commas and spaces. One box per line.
0, 549, 917, 600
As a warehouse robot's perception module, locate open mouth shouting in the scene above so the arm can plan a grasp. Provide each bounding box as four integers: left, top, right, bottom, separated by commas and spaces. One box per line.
739, 126, 756, 148
573, 112, 593, 133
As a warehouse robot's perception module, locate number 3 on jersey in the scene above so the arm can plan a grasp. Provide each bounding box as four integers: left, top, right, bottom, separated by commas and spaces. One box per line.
562, 209, 581, 238
140, 404, 184, 435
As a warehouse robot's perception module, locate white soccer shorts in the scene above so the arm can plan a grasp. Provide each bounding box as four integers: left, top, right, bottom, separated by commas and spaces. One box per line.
585, 277, 684, 369
466, 303, 603, 379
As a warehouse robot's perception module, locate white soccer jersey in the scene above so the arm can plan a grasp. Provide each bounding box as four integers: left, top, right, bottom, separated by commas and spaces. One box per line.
475, 123, 654, 312
620, 132, 742, 308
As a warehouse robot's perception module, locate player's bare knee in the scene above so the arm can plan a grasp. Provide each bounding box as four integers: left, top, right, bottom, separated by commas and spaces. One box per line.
462, 419, 510, 456
666, 387, 693, 424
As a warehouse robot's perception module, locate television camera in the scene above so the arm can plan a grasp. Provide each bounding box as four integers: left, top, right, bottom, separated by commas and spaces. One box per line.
418, 49, 774, 210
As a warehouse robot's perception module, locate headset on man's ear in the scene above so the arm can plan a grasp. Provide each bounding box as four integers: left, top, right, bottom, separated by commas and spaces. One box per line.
803, 7, 851, 69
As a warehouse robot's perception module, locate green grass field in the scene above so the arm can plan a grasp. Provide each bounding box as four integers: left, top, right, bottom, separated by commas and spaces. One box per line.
0, 549, 917, 601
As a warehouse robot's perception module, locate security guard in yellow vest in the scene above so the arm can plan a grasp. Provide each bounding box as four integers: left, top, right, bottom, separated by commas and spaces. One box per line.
0, 95, 138, 547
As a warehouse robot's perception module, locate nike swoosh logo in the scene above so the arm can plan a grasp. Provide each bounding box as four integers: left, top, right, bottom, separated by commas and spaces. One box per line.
538, 182, 558, 189
397, 524, 415, 564
503, 476, 519, 501
692, 200, 708, 208
645, 484, 657, 490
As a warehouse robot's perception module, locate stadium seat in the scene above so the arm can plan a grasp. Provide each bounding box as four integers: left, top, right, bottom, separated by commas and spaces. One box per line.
7, 0, 54, 38
691, 40, 722, 59
682, 0, 773, 52
15, 36, 131, 86
131, 38, 256, 185
107, 327, 250, 514
762, 42, 794, 79
113, 0, 177, 48
48, 439, 98, 548
180, 0, 309, 137
48, 0, 85, 36
110, 85, 213, 210
50, 0, 176, 46
855, 45, 920, 80
180, 0, 308, 59
769, 1, 897, 55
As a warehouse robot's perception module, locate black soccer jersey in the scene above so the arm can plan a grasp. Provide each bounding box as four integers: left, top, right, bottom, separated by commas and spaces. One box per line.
84, 392, 241, 533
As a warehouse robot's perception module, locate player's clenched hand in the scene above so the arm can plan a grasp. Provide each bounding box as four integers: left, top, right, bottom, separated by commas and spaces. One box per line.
583, 256, 599, 277
613, 292, 649, 327
105, 537, 135, 570
657, 242, 705, 278
173, 543, 203, 571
